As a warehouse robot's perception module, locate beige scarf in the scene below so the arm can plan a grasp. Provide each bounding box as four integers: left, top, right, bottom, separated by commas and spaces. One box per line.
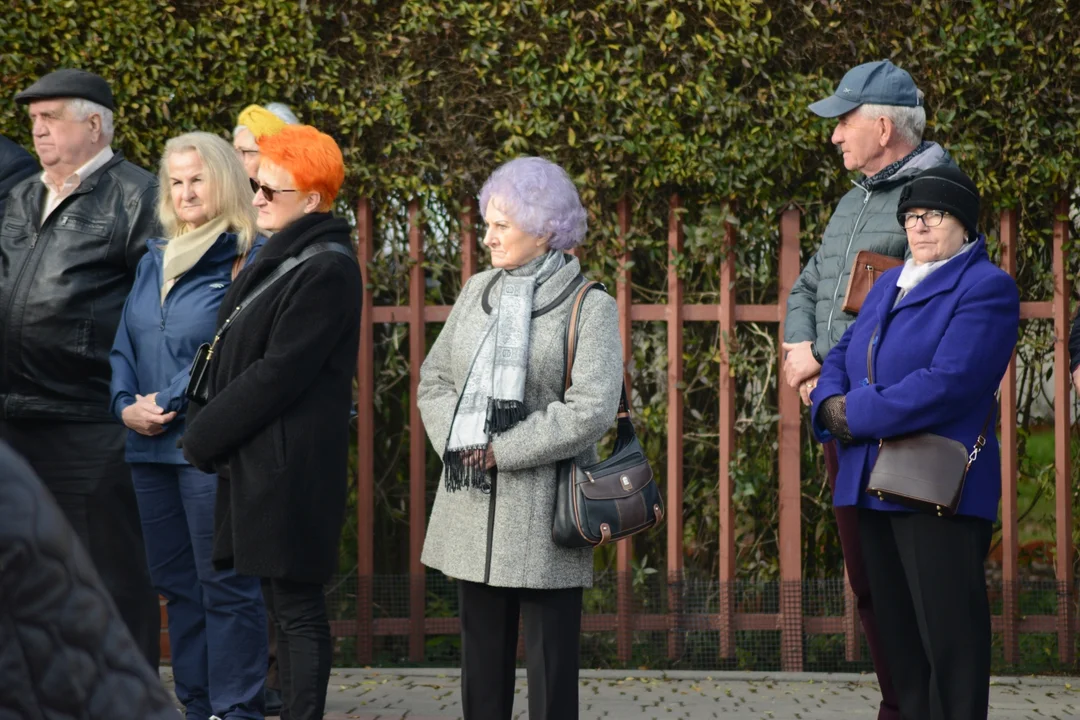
161, 217, 232, 303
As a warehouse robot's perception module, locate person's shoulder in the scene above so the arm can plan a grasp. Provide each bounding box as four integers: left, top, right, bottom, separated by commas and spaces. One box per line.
105, 157, 158, 193
965, 257, 1019, 298
457, 267, 500, 303
0, 136, 36, 174
579, 280, 618, 319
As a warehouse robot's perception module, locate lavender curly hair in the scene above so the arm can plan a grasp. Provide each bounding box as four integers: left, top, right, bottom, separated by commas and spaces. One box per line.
478, 156, 588, 250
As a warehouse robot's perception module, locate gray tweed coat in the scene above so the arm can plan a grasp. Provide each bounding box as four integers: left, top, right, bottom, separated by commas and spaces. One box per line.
418, 256, 623, 589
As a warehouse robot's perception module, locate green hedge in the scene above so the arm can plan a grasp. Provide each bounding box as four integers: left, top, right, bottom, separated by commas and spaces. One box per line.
3, 0, 1078, 631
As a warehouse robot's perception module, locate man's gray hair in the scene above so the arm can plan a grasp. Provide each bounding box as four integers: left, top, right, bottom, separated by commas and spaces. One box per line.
67, 98, 114, 142
233, 102, 300, 137
860, 89, 926, 147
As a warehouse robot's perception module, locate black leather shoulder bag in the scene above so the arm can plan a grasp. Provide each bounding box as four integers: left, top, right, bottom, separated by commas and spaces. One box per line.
552, 279, 665, 548
185, 242, 355, 403
863, 323, 995, 516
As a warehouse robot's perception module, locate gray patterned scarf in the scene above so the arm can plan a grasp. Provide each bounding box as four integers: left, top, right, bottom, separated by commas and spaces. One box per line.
443, 250, 566, 491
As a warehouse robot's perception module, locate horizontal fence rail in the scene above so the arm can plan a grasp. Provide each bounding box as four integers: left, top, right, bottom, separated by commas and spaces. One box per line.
347, 195, 1076, 671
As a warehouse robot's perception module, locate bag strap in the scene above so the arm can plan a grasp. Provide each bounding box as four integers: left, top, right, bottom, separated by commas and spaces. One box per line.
868, 322, 996, 468
563, 279, 633, 426
967, 396, 998, 469
210, 242, 354, 349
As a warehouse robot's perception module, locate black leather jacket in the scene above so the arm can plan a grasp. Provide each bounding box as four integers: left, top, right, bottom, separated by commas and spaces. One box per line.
0, 151, 159, 420
0, 440, 178, 717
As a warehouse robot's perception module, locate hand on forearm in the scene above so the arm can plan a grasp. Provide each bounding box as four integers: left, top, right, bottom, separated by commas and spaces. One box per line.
819, 394, 854, 444
782, 341, 822, 388
121, 393, 177, 436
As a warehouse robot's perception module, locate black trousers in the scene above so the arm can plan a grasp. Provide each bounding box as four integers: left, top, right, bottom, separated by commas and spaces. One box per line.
858, 509, 993, 720
261, 578, 332, 720
458, 580, 583, 720
0, 418, 161, 669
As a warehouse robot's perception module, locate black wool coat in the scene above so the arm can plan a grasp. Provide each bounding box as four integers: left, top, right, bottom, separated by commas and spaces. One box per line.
182, 212, 362, 584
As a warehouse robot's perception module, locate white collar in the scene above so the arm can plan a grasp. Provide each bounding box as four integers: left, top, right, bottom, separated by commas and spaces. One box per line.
41, 145, 114, 192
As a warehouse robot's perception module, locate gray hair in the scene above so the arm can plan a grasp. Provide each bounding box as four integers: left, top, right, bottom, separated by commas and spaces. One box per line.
479, 156, 588, 250
233, 102, 299, 136
860, 89, 926, 147
67, 98, 114, 142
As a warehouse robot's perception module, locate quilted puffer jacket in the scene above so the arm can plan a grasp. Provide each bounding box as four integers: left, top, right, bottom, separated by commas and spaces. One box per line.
0, 440, 178, 719
784, 142, 954, 358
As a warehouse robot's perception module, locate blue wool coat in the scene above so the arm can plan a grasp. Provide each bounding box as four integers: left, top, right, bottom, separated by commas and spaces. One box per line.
109, 232, 263, 464
810, 237, 1019, 521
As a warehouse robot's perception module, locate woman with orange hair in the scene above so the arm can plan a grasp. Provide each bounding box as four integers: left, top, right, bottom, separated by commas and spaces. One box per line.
181, 124, 362, 720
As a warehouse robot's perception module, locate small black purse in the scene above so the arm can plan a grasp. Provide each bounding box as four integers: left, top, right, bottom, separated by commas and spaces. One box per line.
186, 342, 214, 404
552, 280, 664, 549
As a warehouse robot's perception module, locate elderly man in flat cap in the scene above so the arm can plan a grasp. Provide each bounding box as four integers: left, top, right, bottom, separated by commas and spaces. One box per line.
781, 60, 958, 720
0, 68, 161, 668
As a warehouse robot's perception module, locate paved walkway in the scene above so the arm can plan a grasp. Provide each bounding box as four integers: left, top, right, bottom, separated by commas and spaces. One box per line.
161, 667, 1080, 719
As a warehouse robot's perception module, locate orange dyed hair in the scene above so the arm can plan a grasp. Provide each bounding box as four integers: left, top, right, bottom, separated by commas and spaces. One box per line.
258, 125, 345, 212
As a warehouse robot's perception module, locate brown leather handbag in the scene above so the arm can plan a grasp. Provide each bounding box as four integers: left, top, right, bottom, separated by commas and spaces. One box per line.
551, 279, 664, 548
841, 251, 904, 314
863, 324, 995, 516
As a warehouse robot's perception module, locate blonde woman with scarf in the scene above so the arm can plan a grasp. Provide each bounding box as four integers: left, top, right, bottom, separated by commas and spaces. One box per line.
109, 131, 268, 720
418, 157, 624, 720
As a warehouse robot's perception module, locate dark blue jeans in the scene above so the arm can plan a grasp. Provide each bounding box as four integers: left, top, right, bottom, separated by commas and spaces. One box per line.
131, 463, 267, 720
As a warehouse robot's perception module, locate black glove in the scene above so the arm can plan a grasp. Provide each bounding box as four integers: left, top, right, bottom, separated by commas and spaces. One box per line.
819, 394, 854, 444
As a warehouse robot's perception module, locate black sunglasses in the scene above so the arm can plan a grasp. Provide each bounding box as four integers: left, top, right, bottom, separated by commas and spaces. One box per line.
249, 177, 298, 202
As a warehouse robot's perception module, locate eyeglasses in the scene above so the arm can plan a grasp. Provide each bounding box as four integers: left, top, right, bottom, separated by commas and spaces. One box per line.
250, 178, 298, 202
900, 210, 950, 229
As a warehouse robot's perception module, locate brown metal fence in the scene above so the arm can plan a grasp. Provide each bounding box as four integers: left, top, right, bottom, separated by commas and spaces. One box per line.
336, 196, 1074, 671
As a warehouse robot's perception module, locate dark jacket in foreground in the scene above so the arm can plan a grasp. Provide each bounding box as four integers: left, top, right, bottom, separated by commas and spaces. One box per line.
810, 238, 1020, 521
0, 440, 177, 718
0, 136, 37, 227
0, 151, 158, 420
181, 213, 362, 584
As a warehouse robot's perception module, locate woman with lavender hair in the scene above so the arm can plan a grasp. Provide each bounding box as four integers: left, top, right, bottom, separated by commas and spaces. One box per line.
417, 156, 623, 720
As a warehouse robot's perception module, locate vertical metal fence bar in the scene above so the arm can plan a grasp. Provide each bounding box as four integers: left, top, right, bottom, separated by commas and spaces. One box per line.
355, 197, 375, 664
998, 209, 1020, 666
777, 208, 804, 671
718, 213, 737, 659
616, 196, 634, 664
666, 194, 685, 661
407, 200, 427, 663
1052, 198, 1074, 665
460, 199, 477, 283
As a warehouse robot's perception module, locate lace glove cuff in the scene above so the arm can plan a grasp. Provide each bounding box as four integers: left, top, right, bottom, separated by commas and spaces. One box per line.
820, 394, 854, 444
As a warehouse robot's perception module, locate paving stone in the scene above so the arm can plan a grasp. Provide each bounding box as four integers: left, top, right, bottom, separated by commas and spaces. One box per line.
160, 667, 1080, 719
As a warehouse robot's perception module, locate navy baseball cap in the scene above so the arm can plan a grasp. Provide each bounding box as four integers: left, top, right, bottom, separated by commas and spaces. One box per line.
809, 60, 921, 118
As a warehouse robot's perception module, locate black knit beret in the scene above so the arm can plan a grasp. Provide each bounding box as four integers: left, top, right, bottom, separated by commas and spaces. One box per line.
896, 165, 980, 239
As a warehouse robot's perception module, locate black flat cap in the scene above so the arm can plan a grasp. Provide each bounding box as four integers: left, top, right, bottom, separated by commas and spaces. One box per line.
15, 69, 115, 110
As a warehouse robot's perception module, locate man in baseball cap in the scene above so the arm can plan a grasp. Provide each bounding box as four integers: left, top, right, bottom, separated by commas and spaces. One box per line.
1, 68, 161, 669
782, 59, 957, 720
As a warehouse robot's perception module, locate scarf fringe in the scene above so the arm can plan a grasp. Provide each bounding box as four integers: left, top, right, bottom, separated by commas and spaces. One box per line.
442, 445, 491, 493
485, 399, 526, 435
